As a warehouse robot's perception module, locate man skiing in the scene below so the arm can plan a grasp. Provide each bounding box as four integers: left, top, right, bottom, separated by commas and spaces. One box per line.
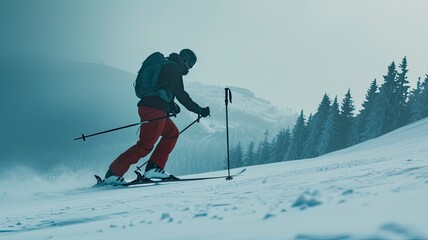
104, 49, 210, 184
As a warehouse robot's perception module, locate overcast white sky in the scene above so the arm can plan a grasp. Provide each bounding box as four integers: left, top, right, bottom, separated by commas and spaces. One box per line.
2, 0, 428, 113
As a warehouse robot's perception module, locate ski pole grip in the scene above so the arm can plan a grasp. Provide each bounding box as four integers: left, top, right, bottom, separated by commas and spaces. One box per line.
225, 88, 232, 104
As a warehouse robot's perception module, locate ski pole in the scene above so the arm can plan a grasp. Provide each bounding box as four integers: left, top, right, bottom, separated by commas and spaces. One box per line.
74, 114, 176, 141
178, 114, 202, 135
225, 88, 233, 180
135, 115, 203, 171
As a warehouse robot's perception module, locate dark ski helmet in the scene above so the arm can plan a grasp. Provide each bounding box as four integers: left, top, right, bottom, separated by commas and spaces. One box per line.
179, 49, 197, 69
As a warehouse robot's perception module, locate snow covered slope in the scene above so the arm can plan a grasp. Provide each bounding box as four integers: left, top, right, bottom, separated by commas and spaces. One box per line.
1, 117, 427, 239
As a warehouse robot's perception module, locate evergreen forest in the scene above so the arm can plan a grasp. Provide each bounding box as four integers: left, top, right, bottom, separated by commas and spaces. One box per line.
228, 57, 428, 167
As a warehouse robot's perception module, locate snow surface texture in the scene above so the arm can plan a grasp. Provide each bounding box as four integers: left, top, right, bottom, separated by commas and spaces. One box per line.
1, 118, 428, 239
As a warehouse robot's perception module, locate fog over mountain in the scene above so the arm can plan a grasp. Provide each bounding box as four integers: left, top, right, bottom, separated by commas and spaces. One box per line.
0, 58, 296, 177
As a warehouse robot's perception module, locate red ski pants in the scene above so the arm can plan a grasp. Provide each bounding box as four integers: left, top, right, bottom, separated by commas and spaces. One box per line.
109, 106, 179, 176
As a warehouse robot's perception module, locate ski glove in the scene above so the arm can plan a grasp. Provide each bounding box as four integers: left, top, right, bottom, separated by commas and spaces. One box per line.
169, 101, 181, 115
199, 107, 210, 117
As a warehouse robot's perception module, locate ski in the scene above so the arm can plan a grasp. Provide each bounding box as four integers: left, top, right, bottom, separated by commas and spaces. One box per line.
94, 168, 246, 188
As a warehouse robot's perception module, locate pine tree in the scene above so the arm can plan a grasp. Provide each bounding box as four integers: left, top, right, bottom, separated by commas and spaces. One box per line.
301, 94, 331, 158
363, 62, 397, 139
271, 128, 291, 162
287, 110, 307, 160
255, 142, 263, 165
420, 75, 428, 118
318, 97, 341, 155
260, 130, 272, 164
338, 89, 355, 149
269, 135, 277, 164
228, 142, 244, 168
410, 74, 428, 121
362, 95, 384, 140
381, 61, 399, 134
348, 117, 360, 146
244, 141, 257, 166
396, 57, 411, 127
408, 77, 422, 123
283, 128, 291, 160
358, 79, 378, 142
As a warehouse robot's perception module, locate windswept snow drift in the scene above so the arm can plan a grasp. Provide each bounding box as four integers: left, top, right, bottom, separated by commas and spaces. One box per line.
1, 118, 428, 239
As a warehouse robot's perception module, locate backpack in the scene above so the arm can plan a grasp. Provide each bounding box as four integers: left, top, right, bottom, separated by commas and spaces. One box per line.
134, 52, 174, 102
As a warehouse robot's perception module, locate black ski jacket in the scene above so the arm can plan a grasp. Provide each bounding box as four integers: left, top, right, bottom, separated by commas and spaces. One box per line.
137, 53, 202, 115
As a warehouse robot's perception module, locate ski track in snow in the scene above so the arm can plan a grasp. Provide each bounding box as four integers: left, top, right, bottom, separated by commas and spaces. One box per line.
1, 119, 428, 239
